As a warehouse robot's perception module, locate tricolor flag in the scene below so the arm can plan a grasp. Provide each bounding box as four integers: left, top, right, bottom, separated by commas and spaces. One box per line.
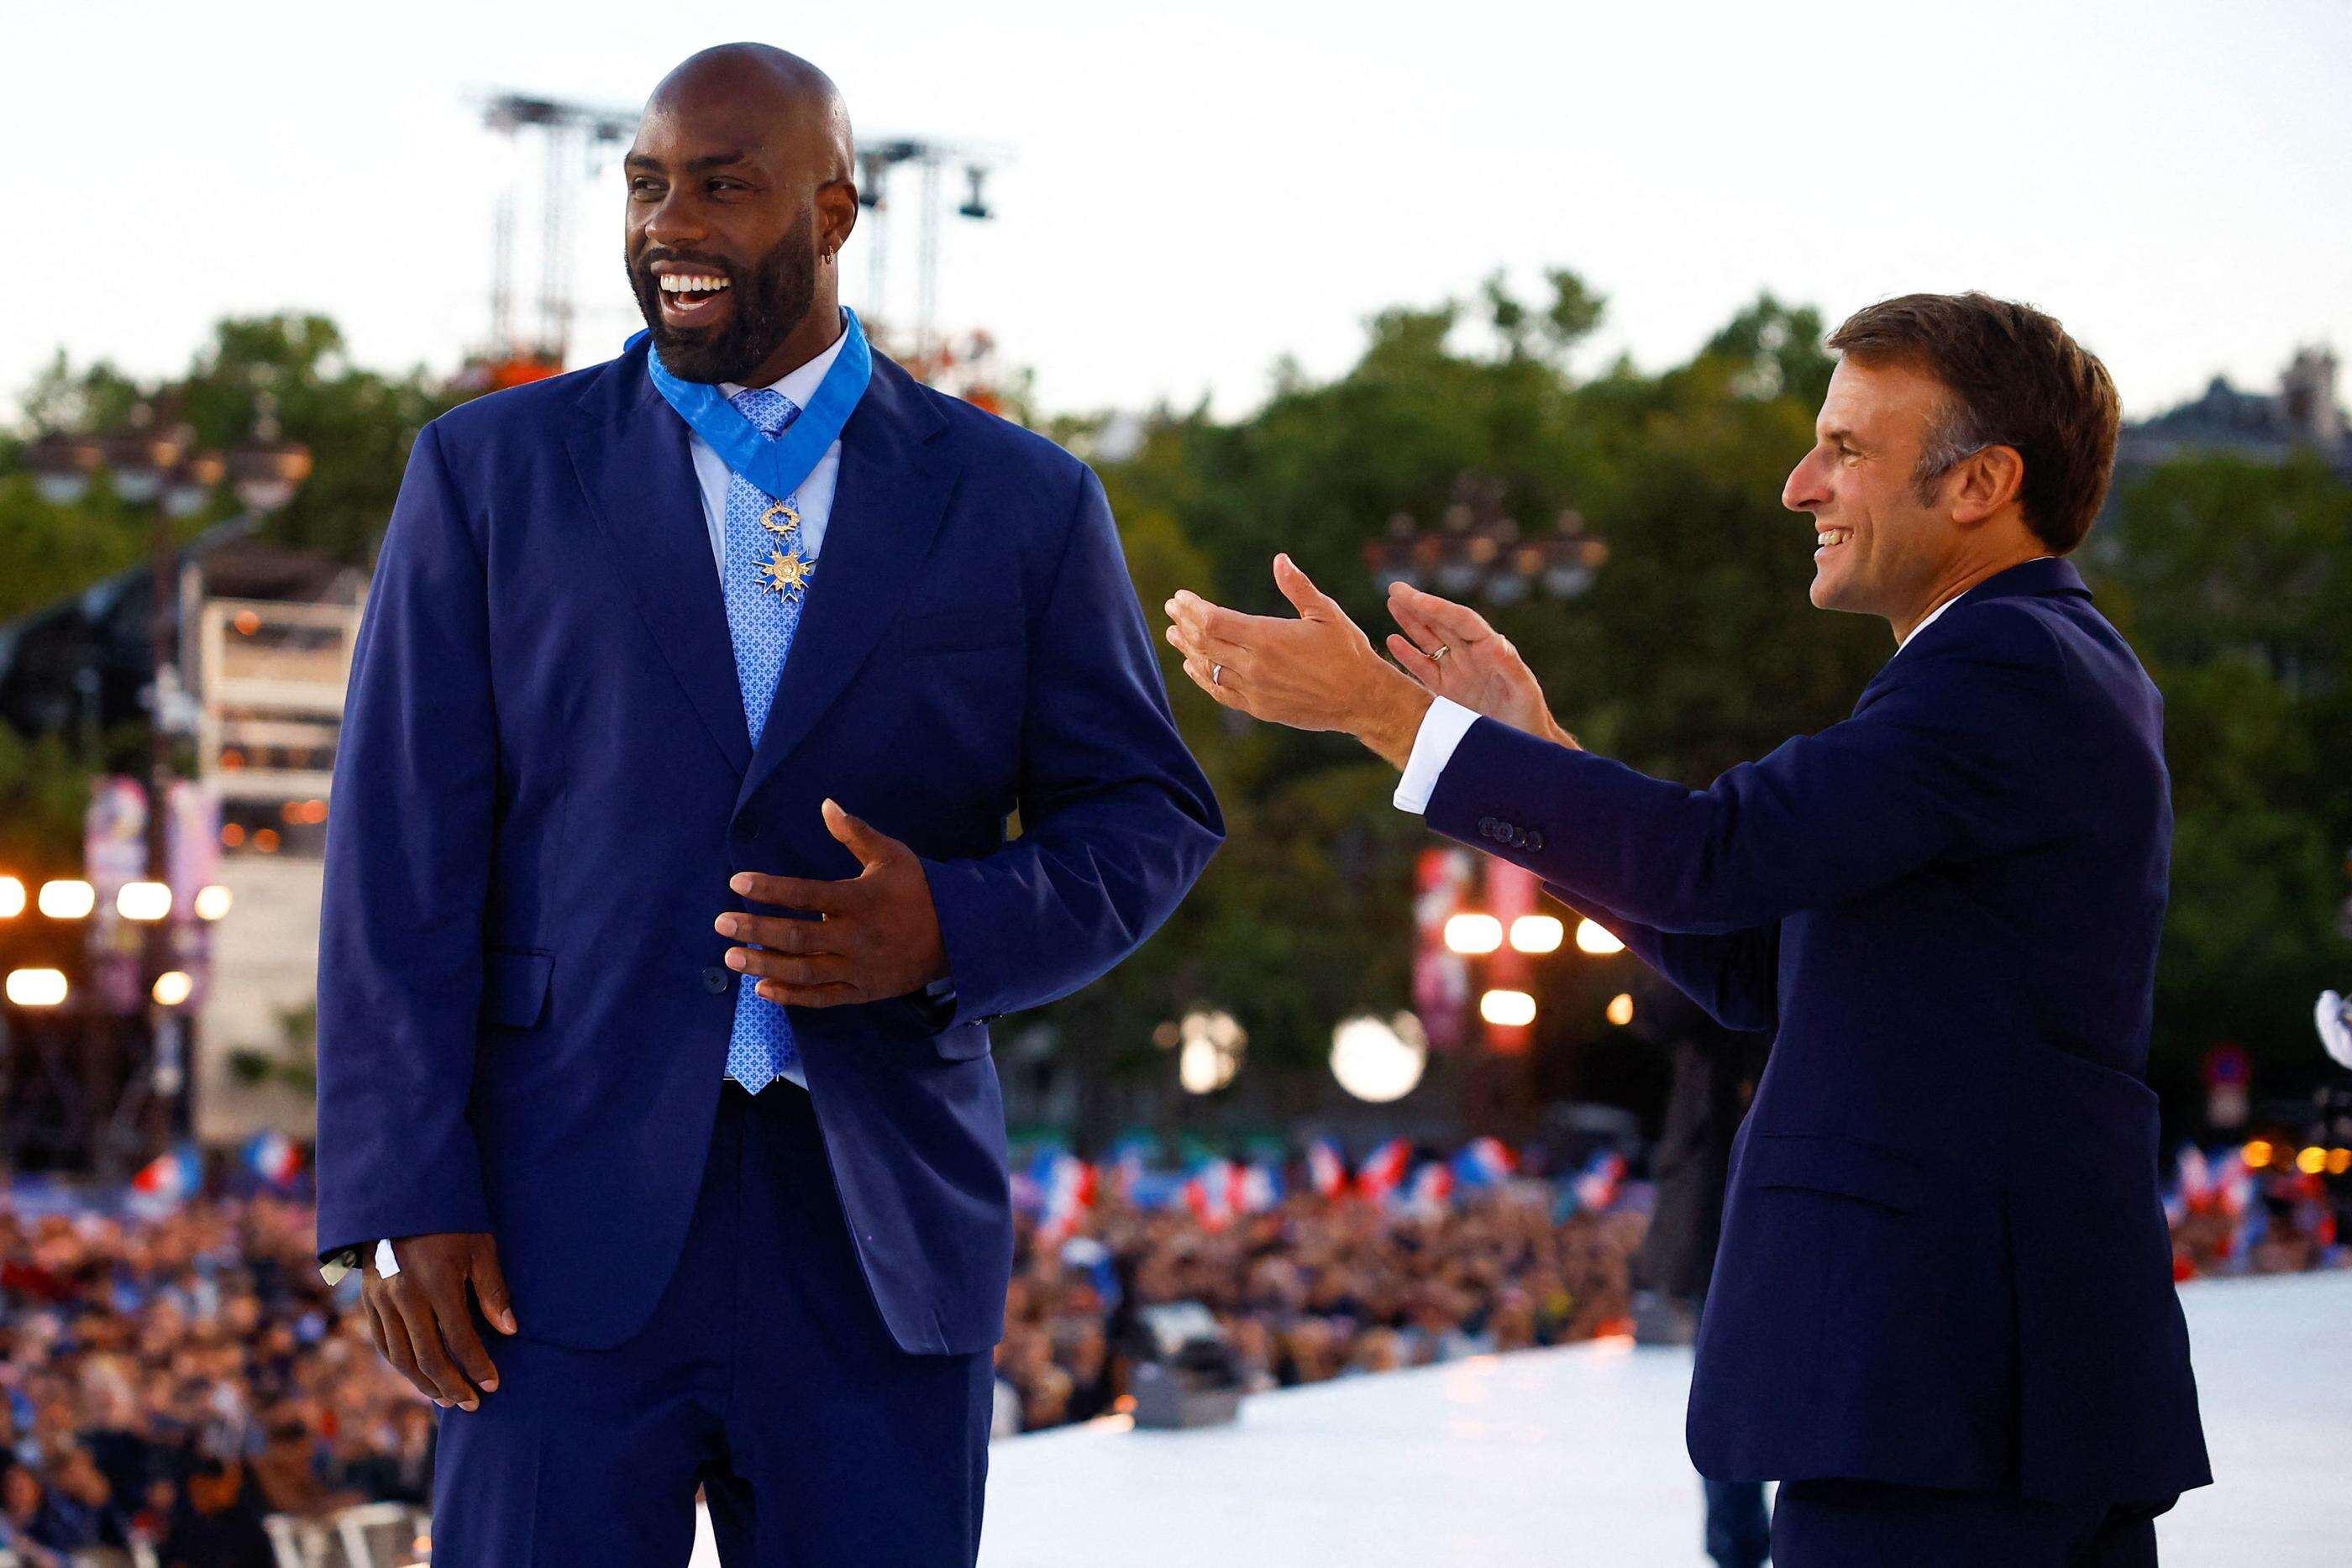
1305, 1137, 1349, 1199
1355, 1137, 1414, 1204
1026, 1150, 1096, 1245
244, 1130, 303, 1189
1450, 1136, 1515, 1190
1106, 1135, 1157, 1200
1569, 1151, 1627, 1214
2166, 1144, 2212, 1225
1394, 1161, 1454, 1218
1233, 1162, 1284, 1215
130, 1142, 203, 1207
1184, 1158, 1236, 1230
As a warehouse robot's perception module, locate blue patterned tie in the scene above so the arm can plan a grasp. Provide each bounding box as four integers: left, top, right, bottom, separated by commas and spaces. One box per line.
720, 386, 810, 1093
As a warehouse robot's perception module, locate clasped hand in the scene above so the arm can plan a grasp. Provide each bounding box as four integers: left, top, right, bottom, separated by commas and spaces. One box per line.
1163, 554, 1578, 753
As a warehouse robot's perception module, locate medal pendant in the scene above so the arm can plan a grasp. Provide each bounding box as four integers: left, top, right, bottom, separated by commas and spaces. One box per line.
759, 500, 802, 538
759, 546, 812, 602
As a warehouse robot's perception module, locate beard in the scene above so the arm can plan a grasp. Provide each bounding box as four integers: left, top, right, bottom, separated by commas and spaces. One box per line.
628, 208, 818, 385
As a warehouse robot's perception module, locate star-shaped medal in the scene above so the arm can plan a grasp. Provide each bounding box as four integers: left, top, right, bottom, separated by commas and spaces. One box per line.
760, 547, 811, 600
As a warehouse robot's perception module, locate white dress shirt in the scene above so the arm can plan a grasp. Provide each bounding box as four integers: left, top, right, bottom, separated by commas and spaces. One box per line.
372, 325, 942, 1280
1390, 554, 2057, 817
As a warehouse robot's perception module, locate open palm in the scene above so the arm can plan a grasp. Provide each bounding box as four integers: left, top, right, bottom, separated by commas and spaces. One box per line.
1383, 582, 1577, 748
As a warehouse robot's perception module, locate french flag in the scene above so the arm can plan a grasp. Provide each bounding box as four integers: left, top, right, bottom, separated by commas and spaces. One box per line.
1305, 1137, 1349, 1199
1394, 1161, 1454, 1217
1033, 1151, 1097, 1244
1451, 1136, 1515, 1190
131, 1143, 203, 1206
1571, 1151, 1627, 1214
1106, 1135, 1156, 1199
1355, 1137, 1414, 1204
244, 1130, 303, 1188
2166, 1144, 2212, 1225
1233, 1162, 1284, 1215
1185, 1158, 1236, 1230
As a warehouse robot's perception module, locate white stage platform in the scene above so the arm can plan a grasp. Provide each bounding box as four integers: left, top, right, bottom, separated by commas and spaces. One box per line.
693, 1272, 2352, 1565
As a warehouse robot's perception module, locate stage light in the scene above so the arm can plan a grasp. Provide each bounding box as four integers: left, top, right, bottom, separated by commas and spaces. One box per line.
1575, 919, 1625, 955
1331, 1015, 1426, 1103
1444, 913, 1503, 954
7, 969, 69, 1007
1178, 1009, 1245, 1093
38, 880, 95, 919
2297, 1146, 2328, 1176
0, 878, 23, 918
118, 881, 172, 921
1606, 993, 1635, 1026
194, 884, 233, 920
1480, 989, 1536, 1028
2243, 1140, 2273, 1168
1509, 915, 1564, 954
153, 971, 194, 1007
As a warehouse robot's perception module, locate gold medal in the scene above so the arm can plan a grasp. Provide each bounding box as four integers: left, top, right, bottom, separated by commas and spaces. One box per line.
760, 546, 812, 600
759, 501, 801, 537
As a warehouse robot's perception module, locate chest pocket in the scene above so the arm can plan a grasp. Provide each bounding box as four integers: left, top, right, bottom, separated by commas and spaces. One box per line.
897, 606, 1017, 658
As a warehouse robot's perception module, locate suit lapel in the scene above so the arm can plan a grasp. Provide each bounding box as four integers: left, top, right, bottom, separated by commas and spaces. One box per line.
566, 345, 753, 776
1855, 555, 2095, 711
734, 355, 956, 815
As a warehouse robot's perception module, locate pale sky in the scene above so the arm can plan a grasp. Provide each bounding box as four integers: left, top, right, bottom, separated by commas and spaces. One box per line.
6, 0, 2348, 424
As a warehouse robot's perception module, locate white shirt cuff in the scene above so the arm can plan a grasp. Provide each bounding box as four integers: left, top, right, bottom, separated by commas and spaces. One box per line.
1392, 696, 1483, 815
375, 1237, 399, 1278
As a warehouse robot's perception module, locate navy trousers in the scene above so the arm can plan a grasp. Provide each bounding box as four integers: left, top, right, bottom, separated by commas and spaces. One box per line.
429, 1078, 994, 1566
1772, 1479, 2170, 1567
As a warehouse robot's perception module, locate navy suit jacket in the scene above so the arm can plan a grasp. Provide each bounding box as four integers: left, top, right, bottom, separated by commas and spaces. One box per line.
1424, 557, 2208, 1504
313, 341, 1222, 1356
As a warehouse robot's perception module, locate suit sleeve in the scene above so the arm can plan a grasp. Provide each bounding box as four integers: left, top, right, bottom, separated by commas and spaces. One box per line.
915, 464, 1225, 1026
1424, 606, 2064, 935
1541, 880, 1781, 1035
312, 422, 498, 1263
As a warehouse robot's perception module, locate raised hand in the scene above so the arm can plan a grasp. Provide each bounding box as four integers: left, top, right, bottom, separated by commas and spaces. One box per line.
717, 799, 949, 1006
1383, 581, 1578, 749
1164, 554, 1435, 768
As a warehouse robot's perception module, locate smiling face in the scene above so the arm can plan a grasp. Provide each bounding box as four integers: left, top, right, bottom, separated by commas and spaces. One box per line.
1782, 355, 1970, 626
622, 47, 856, 385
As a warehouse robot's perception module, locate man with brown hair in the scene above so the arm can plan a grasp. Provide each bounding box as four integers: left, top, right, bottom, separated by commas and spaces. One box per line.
1163, 291, 2210, 1564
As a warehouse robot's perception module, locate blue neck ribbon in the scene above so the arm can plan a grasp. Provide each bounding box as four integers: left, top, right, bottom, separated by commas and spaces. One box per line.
631, 306, 873, 501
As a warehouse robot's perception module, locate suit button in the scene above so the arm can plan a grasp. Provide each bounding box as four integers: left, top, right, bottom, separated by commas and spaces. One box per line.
1494, 821, 1515, 839
1478, 816, 1497, 834
701, 966, 731, 994
1525, 830, 1545, 851
732, 815, 759, 844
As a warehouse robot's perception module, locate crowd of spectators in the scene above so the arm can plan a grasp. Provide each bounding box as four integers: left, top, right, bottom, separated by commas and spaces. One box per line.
0, 1147, 2343, 1564
990, 1189, 1646, 1435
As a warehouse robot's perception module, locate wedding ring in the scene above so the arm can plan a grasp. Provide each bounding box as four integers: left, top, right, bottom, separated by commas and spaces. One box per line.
1211, 663, 1225, 686
1431, 643, 1451, 662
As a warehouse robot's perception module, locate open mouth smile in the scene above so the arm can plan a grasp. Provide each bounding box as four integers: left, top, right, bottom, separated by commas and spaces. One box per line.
655, 270, 732, 327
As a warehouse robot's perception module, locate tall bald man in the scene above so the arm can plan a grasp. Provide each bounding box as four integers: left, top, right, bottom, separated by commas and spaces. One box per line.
1166, 293, 2208, 1565
312, 45, 1221, 1565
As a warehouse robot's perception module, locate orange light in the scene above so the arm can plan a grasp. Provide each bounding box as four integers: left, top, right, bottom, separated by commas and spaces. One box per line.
0, 877, 23, 918
220, 823, 246, 847
1444, 914, 1504, 955
2243, 1140, 2274, 1168
7, 968, 69, 1007
1574, 919, 1625, 956
254, 828, 281, 853
2297, 1146, 2328, 1176
2328, 1149, 2350, 1177
38, 880, 95, 919
1605, 992, 1635, 1026
1479, 989, 1536, 1027
234, 609, 261, 635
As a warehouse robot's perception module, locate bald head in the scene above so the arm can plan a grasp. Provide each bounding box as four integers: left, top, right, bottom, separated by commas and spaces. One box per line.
623, 44, 859, 385
647, 44, 853, 185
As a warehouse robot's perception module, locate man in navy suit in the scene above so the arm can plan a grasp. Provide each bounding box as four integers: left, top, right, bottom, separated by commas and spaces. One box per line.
1165, 292, 2207, 1565
312, 45, 1221, 1565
